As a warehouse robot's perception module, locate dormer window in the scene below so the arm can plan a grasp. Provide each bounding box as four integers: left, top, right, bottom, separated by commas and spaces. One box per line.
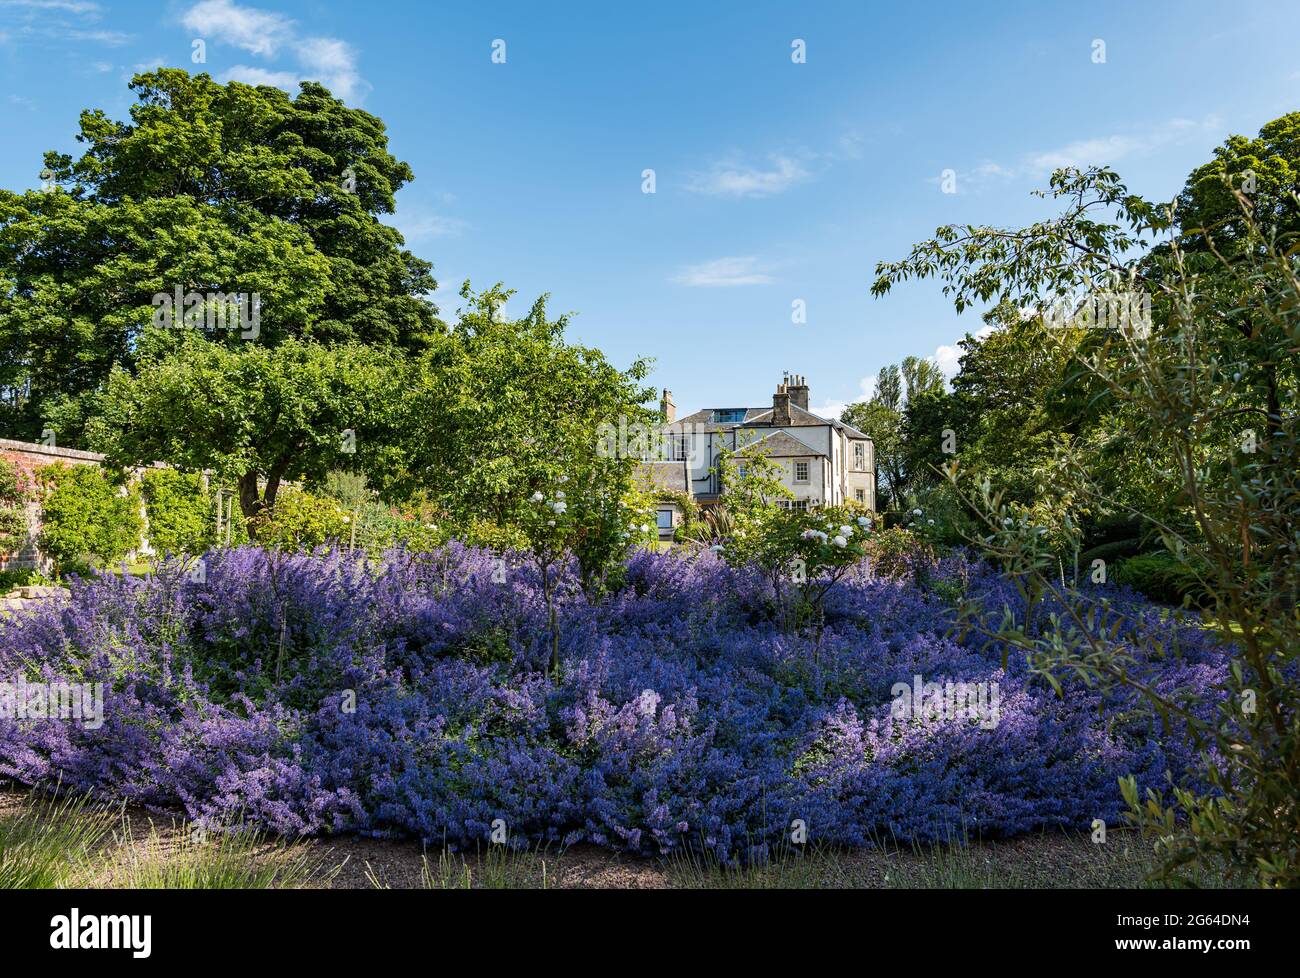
713, 408, 746, 424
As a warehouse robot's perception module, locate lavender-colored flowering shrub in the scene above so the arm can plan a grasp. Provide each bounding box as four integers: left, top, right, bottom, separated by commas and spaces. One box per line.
0, 544, 1231, 861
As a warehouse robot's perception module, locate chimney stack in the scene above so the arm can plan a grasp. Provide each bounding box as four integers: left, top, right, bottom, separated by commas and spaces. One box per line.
660, 388, 676, 424
787, 373, 809, 411
772, 380, 791, 426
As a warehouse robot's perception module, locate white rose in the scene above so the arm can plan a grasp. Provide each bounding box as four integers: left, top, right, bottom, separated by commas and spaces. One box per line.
530, 491, 544, 503
833, 535, 847, 548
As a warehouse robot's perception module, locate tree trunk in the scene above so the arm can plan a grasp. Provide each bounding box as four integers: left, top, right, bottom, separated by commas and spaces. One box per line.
236, 462, 290, 541
237, 472, 262, 540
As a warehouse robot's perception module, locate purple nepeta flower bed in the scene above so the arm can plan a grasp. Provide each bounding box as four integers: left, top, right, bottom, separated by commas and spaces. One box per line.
0, 545, 1229, 861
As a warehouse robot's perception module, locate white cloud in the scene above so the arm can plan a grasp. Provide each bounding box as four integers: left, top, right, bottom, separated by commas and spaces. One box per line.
293, 35, 363, 101
0, 0, 131, 45
385, 211, 468, 243
687, 155, 810, 198
672, 256, 774, 287
933, 324, 996, 378
181, 0, 291, 56
812, 375, 877, 420
65, 26, 126, 43
181, 0, 367, 102
948, 117, 1221, 191
220, 64, 301, 88
132, 54, 168, 73
0, 1, 101, 12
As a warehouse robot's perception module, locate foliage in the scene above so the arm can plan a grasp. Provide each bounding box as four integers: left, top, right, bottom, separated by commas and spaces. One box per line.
872, 114, 1300, 885
392, 283, 653, 537
519, 466, 658, 672
36, 464, 142, 573
0, 457, 32, 554
139, 468, 214, 556
708, 443, 791, 548
0, 792, 117, 889
315, 472, 445, 557
750, 505, 874, 641
0, 68, 437, 444
1112, 552, 1211, 609
251, 489, 351, 552
90, 335, 406, 532
865, 526, 936, 581
0, 544, 1230, 866
0, 456, 32, 504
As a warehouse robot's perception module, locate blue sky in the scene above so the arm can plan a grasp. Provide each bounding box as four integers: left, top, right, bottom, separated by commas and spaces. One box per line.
2, 0, 1298, 417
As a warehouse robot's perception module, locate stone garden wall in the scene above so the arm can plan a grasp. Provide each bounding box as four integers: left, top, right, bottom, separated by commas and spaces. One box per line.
0, 438, 163, 574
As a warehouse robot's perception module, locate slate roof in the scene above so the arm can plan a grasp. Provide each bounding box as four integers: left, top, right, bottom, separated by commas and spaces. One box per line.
666, 402, 872, 440
734, 429, 826, 458
635, 460, 688, 493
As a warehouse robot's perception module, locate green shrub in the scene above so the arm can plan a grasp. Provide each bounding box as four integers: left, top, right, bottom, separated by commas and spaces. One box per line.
0, 567, 46, 592
1114, 551, 1211, 608
314, 472, 446, 556
251, 490, 349, 551
38, 464, 143, 573
0, 506, 28, 552
1078, 537, 1143, 569
865, 526, 934, 580
0, 456, 32, 504
139, 468, 215, 556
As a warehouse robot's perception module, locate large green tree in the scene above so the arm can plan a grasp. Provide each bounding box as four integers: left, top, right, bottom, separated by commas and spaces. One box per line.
0, 69, 438, 443
89, 335, 405, 527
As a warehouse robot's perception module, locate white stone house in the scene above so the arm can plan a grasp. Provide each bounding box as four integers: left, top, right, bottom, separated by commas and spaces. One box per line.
637, 375, 876, 540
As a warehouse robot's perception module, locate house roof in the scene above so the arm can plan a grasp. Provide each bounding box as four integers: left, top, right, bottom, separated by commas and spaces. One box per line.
667, 402, 872, 440
734, 429, 827, 458
635, 460, 688, 493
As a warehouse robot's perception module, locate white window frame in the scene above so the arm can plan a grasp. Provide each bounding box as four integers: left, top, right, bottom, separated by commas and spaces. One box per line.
853, 442, 866, 471
794, 460, 809, 483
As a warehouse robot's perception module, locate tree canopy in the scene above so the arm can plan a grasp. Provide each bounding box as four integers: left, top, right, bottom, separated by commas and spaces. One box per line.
0, 69, 438, 444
